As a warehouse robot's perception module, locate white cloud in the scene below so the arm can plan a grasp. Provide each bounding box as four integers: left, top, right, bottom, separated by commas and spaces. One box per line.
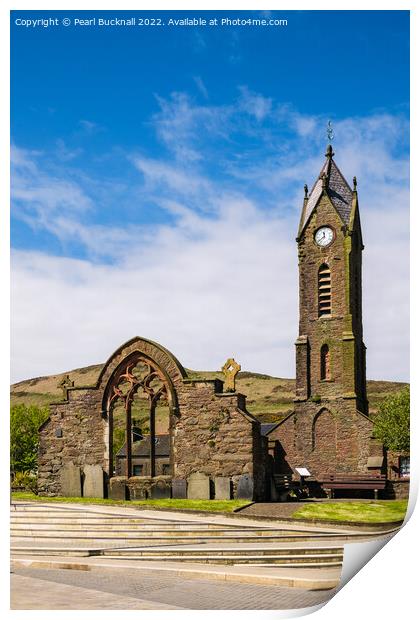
11, 199, 297, 383
152, 92, 232, 161
10, 100, 409, 384
78, 119, 102, 134
10, 181, 409, 384
193, 76, 209, 100
11, 145, 99, 256
238, 86, 272, 122
131, 155, 211, 197
55, 139, 83, 162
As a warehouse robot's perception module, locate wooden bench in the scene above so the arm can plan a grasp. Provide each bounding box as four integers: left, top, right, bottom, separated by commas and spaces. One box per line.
319, 474, 386, 499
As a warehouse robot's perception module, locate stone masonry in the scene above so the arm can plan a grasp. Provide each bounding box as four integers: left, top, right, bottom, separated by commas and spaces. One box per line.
268, 147, 385, 480
37, 146, 408, 501
38, 337, 266, 500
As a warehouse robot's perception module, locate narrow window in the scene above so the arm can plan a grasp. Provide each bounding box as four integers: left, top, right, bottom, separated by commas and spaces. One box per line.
320, 344, 331, 380
318, 264, 331, 316
133, 464, 143, 476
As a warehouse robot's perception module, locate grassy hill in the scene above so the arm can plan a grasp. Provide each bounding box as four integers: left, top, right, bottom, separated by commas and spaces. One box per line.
11, 363, 408, 424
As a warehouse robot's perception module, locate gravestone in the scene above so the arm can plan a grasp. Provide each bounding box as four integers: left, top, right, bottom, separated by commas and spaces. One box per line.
215, 477, 231, 500
187, 472, 210, 500
83, 465, 104, 498
109, 478, 127, 500
172, 478, 187, 499
236, 474, 254, 500
60, 463, 81, 497
151, 479, 171, 499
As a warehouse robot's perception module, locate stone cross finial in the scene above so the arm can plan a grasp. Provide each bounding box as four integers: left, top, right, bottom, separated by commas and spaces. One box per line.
221, 358, 241, 393
58, 374, 74, 399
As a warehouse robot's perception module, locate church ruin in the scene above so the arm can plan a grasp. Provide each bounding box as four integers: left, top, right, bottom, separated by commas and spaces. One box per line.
37, 146, 408, 501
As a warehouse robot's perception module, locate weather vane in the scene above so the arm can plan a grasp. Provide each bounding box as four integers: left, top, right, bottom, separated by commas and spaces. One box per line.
326, 120, 334, 142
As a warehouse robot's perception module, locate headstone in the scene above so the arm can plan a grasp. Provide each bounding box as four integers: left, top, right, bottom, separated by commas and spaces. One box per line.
60, 463, 81, 497
187, 472, 210, 500
236, 474, 254, 500
172, 478, 187, 499
215, 477, 231, 500
109, 478, 127, 500
151, 479, 171, 499
83, 465, 104, 498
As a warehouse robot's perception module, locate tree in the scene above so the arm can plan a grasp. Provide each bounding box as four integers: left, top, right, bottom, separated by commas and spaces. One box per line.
373, 387, 410, 452
10, 404, 49, 474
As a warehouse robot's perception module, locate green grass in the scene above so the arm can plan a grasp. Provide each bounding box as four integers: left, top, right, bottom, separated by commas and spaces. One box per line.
292, 500, 408, 523
11, 492, 249, 513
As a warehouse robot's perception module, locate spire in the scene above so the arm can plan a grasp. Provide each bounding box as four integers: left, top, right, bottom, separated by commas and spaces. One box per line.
297, 145, 354, 238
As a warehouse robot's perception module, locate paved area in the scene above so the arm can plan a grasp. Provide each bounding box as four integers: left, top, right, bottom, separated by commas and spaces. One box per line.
11, 566, 337, 610
239, 502, 307, 519
11, 572, 182, 610
12, 555, 341, 589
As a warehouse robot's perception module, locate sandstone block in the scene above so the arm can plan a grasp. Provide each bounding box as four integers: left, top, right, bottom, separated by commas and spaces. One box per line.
187, 471, 210, 499
214, 476, 231, 500
83, 464, 104, 498
60, 463, 81, 497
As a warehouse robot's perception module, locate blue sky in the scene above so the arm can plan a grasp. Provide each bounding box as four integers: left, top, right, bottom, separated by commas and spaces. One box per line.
10, 10, 409, 382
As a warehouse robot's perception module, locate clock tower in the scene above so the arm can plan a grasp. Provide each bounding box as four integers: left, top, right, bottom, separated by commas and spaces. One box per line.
267, 144, 379, 478
295, 144, 368, 415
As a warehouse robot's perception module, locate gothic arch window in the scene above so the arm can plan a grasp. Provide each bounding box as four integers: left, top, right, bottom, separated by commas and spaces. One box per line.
105, 354, 172, 479
318, 264, 331, 316
320, 344, 331, 381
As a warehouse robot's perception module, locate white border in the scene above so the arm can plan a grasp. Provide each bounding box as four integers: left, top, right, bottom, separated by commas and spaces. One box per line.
2, 2, 418, 619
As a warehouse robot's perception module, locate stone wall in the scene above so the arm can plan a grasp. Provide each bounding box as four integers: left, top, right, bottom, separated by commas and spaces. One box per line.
173, 383, 264, 497
279, 166, 377, 484
38, 387, 104, 496
385, 480, 410, 500
268, 400, 383, 479
296, 193, 368, 414
385, 451, 410, 499
38, 337, 265, 500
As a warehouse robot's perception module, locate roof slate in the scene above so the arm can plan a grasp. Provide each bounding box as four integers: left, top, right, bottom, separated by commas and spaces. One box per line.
299, 153, 353, 235
117, 434, 170, 458
260, 423, 278, 436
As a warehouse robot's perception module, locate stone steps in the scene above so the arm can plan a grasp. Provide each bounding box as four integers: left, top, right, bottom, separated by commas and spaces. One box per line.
11, 521, 242, 530
10, 522, 336, 534
9, 531, 371, 545
11, 547, 101, 557
104, 545, 342, 556
10, 503, 345, 570
99, 547, 344, 567
9, 546, 343, 567
101, 556, 343, 567
11, 513, 190, 525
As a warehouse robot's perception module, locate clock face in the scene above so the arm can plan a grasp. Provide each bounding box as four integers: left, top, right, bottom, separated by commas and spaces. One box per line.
314, 226, 334, 247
